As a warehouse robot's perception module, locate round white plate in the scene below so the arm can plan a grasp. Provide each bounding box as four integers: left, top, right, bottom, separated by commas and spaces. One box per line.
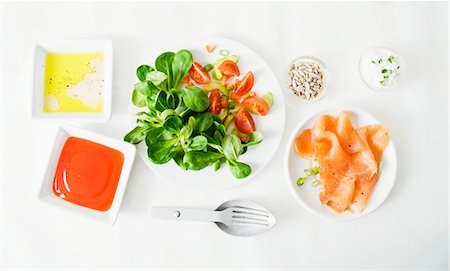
128, 36, 286, 191
284, 108, 397, 220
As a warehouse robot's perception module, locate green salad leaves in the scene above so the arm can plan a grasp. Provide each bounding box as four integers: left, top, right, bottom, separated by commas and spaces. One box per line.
124, 49, 263, 179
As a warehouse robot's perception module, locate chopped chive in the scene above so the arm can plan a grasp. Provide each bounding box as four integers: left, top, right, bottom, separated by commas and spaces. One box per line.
297, 177, 307, 186
382, 69, 388, 73
379, 80, 384, 84
397, 66, 400, 69
304, 169, 312, 176
383, 75, 389, 79
387, 55, 395, 63
378, 59, 382, 64
311, 180, 321, 187
312, 166, 320, 175
371, 60, 376, 64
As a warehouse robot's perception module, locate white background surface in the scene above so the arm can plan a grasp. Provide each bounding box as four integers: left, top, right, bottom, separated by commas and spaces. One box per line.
1, 2, 448, 270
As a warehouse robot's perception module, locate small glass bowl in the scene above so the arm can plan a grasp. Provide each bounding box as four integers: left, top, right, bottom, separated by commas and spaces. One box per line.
359, 47, 406, 91
286, 56, 331, 105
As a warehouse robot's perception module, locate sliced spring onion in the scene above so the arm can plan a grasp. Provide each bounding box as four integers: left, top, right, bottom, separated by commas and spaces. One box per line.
304, 169, 312, 176
297, 177, 307, 186
204, 64, 214, 72
219, 49, 229, 56
312, 166, 319, 175
311, 180, 321, 187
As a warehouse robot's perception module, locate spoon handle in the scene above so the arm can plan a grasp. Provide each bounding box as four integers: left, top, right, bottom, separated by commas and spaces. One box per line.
151, 206, 222, 223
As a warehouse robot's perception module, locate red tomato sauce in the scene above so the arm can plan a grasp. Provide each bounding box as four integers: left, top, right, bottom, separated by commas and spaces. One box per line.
52, 137, 124, 211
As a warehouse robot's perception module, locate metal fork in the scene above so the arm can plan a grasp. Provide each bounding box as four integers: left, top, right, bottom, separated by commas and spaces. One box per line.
151, 200, 276, 236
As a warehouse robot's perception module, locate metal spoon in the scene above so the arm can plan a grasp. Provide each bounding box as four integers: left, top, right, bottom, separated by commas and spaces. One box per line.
151, 200, 276, 237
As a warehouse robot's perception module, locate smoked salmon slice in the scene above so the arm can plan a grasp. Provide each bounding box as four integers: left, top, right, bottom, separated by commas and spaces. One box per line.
294, 111, 390, 213
352, 125, 390, 210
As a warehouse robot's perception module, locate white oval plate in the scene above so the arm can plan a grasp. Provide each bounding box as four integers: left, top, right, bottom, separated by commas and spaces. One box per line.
128, 36, 286, 191
284, 108, 397, 220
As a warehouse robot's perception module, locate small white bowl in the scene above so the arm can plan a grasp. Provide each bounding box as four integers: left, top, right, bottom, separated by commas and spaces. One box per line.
359, 47, 406, 91
31, 39, 113, 122
286, 56, 331, 105
38, 125, 136, 224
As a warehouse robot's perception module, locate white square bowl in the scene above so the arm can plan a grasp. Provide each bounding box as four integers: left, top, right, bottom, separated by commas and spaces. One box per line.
31, 39, 113, 122
38, 125, 135, 224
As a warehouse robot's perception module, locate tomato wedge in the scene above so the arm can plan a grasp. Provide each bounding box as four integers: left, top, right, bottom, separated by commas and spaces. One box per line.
208, 89, 222, 115
234, 71, 254, 96
182, 75, 190, 84
234, 108, 256, 134
189, 62, 210, 84
205, 44, 215, 53
230, 91, 240, 104
218, 60, 240, 77
220, 98, 228, 108
241, 95, 269, 116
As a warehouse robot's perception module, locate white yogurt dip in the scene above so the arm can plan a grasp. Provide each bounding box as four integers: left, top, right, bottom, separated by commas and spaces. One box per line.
360, 47, 404, 90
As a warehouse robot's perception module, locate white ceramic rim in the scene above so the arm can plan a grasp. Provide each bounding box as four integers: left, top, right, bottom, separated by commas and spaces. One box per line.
37, 124, 136, 224
128, 35, 286, 191
30, 38, 113, 122
358, 47, 406, 92
284, 106, 397, 221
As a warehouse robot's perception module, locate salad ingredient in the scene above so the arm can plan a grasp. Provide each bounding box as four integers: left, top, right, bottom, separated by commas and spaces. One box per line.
181, 86, 210, 112
125, 49, 269, 179
262, 92, 273, 109
294, 111, 389, 213
208, 89, 222, 115
219, 49, 229, 56
43, 53, 104, 112
288, 59, 324, 101
218, 60, 240, 77
204, 81, 229, 95
234, 108, 256, 134
234, 71, 254, 96
212, 55, 239, 80
205, 44, 215, 53
52, 137, 124, 211
297, 164, 321, 187
172, 50, 194, 88
297, 177, 307, 186
360, 48, 403, 89
137, 65, 153, 81
241, 95, 269, 116
204, 64, 214, 72
182, 75, 190, 83
189, 62, 210, 84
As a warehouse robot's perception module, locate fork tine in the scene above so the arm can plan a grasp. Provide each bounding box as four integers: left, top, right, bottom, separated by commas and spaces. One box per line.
230, 208, 270, 218
232, 206, 269, 214
231, 219, 269, 227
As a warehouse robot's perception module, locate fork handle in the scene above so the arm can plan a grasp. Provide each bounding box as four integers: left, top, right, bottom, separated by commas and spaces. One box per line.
151, 206, 222, 223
